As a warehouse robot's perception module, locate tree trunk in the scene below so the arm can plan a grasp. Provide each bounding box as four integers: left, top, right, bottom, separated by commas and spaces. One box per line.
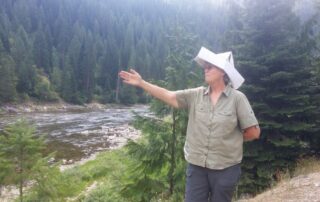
115, 55, 121, 103
169, 109, 176, 195
19, 178, 23, 202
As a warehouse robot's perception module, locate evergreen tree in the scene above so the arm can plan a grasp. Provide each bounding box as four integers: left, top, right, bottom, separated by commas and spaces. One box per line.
33, 28, 52, 74
60, 65, 80, 104
120, 25, 201, 201
0, 41, 17, 103
309, 0, 320, 154
77, 35, 96, 102
10, 26, 37, 98
50, 66, 63, 93
33, 69, 59, 101
0, 120, 52, 202
228, 0, 320, 194
0, 0, 231, 103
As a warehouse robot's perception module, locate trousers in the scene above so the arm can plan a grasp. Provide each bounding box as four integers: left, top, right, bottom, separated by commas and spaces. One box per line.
185, 163, 241, 202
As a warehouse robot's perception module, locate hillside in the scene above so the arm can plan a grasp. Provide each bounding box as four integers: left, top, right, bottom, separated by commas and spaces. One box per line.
237, 157, 320, 202
237, 172, 320, 202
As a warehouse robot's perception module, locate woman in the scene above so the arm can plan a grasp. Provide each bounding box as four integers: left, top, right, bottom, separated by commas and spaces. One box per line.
119, 47, 260, 202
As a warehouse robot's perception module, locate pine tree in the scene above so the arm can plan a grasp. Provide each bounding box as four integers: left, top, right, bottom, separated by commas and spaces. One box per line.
10, 26, 37, 98
228, 0, 320, 194
33, 29, 52, 74
0, 40, 17, 103
77, 33, 96, 102
120, 25, 201, 201
60, 65, 79, 104
0, 120, 49, 202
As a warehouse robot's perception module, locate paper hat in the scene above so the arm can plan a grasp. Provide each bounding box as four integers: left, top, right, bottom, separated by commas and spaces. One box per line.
194, 47, 245, 89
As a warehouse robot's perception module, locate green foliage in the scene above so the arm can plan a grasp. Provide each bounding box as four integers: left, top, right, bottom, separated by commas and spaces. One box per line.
119, 84, 139, 105
50, 66, 62, 92
225, 0, 320, 195
33, 70, 59, 102
0, 46, 17, 103
119, 115, 186, 201
0, 0, 319, 200
73, 150, 131, 202
0, 120, 59, 201
24, 157, 70, 202
24, 149, 129, 201
0, 0, 227, 104
119, 25, 200, 201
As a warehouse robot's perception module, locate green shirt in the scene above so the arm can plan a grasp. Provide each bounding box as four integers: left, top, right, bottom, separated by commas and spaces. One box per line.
175, 84, 258, 169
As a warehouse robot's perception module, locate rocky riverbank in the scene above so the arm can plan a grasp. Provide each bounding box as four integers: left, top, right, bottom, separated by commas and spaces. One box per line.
0, 123, 142, 202
0, 101, 110, 114
0, 102, 146, 202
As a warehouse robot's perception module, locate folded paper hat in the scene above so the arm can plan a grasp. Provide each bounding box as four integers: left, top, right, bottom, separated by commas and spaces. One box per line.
194, 47, 245, 89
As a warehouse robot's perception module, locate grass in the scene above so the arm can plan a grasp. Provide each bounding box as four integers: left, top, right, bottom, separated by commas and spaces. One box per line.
24, 149, 130, 202
66, 149, 131, 201
235, 156, 320, 202
25, 149, 320, 202
268, 156, 320, 185
293, 156, 320, 177
71, 149, 130, 202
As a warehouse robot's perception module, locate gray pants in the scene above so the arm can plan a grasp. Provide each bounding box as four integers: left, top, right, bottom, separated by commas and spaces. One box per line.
185, 163, 241, 202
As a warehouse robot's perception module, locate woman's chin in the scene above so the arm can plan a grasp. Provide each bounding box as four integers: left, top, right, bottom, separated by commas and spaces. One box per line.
205, 78, 212, 84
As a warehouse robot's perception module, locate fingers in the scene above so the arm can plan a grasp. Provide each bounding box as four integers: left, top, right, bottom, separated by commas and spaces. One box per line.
118, 70, 132, 79
130, 68, 138, 74
118, 71, 129, 77
118, 68, 140, 83
118, 68, 142, 87
122, 80, 131, 85
119, 68, 139, 77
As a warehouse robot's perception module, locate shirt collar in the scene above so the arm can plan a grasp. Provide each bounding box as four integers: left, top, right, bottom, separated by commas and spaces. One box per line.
203, 83, 232, 97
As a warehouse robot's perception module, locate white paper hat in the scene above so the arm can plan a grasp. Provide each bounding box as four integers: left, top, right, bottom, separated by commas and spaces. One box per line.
194, 47, 245, 89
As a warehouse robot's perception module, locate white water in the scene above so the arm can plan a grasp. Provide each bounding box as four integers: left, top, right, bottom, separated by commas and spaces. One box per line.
0, 105, 150, 161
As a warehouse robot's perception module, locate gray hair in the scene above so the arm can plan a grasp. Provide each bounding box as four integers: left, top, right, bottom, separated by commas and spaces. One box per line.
224, 74, 231, 86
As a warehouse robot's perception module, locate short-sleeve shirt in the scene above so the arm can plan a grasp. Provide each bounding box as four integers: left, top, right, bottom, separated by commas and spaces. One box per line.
175, 84, 258, 170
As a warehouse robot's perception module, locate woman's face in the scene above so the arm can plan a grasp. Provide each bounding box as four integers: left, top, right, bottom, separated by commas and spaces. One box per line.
203, 62, 225, 84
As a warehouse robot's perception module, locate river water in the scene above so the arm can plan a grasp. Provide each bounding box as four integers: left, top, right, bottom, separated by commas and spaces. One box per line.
0, 105, 150, 162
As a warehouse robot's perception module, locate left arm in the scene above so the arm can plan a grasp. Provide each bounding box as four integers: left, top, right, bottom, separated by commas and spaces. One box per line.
243, 125, 260, 141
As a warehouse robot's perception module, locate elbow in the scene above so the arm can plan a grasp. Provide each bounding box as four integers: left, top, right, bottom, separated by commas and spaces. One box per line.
243, 126, 260, 141
253, 131, 260, 140
253, 127, 261, 139
169, 92, 179, 108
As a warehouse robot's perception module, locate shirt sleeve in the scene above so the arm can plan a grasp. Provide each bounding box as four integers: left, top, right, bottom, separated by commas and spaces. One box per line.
236, 92, 259, 130
175, 87, 201, 109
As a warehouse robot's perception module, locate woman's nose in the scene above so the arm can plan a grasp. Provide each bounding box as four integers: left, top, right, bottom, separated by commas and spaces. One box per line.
204, 66, 212, 72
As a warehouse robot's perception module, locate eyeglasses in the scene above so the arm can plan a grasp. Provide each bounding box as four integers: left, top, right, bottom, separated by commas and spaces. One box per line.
203, 62, 217, 71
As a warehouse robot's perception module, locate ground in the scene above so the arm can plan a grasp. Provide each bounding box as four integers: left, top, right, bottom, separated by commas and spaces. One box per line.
237, 172, 320, 202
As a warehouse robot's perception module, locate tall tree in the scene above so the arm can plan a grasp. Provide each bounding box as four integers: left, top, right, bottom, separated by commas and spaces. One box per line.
228, 0, 320, 194
0, 41, 17, 103
77, 32, 96, 102
33, 28, 52, 74
0, 120, 49, 202
120, 25, 201, 201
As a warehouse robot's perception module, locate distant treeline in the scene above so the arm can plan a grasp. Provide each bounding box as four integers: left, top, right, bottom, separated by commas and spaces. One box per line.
0, 0, 231, 104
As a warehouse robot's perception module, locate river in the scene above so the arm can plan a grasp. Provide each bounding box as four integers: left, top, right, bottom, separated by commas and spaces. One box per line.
0, 104, 150, 162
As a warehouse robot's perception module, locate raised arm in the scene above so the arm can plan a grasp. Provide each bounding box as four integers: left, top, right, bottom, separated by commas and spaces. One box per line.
118, 69, 179, 108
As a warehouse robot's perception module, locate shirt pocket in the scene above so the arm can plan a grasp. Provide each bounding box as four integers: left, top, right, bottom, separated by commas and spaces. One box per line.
195, 104, 211, 126
214, 111, 237, 135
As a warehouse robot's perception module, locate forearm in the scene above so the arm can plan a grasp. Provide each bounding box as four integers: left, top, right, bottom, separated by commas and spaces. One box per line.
243, 126, 260, 141
139, 80, 179, 108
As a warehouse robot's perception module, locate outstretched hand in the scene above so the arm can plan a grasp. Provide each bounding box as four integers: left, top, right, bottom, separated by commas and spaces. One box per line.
118, 69, 143, 87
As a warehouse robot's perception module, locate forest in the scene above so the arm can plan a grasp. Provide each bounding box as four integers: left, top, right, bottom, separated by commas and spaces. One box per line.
0, 0, 231, 104
0, 0, 320, 201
